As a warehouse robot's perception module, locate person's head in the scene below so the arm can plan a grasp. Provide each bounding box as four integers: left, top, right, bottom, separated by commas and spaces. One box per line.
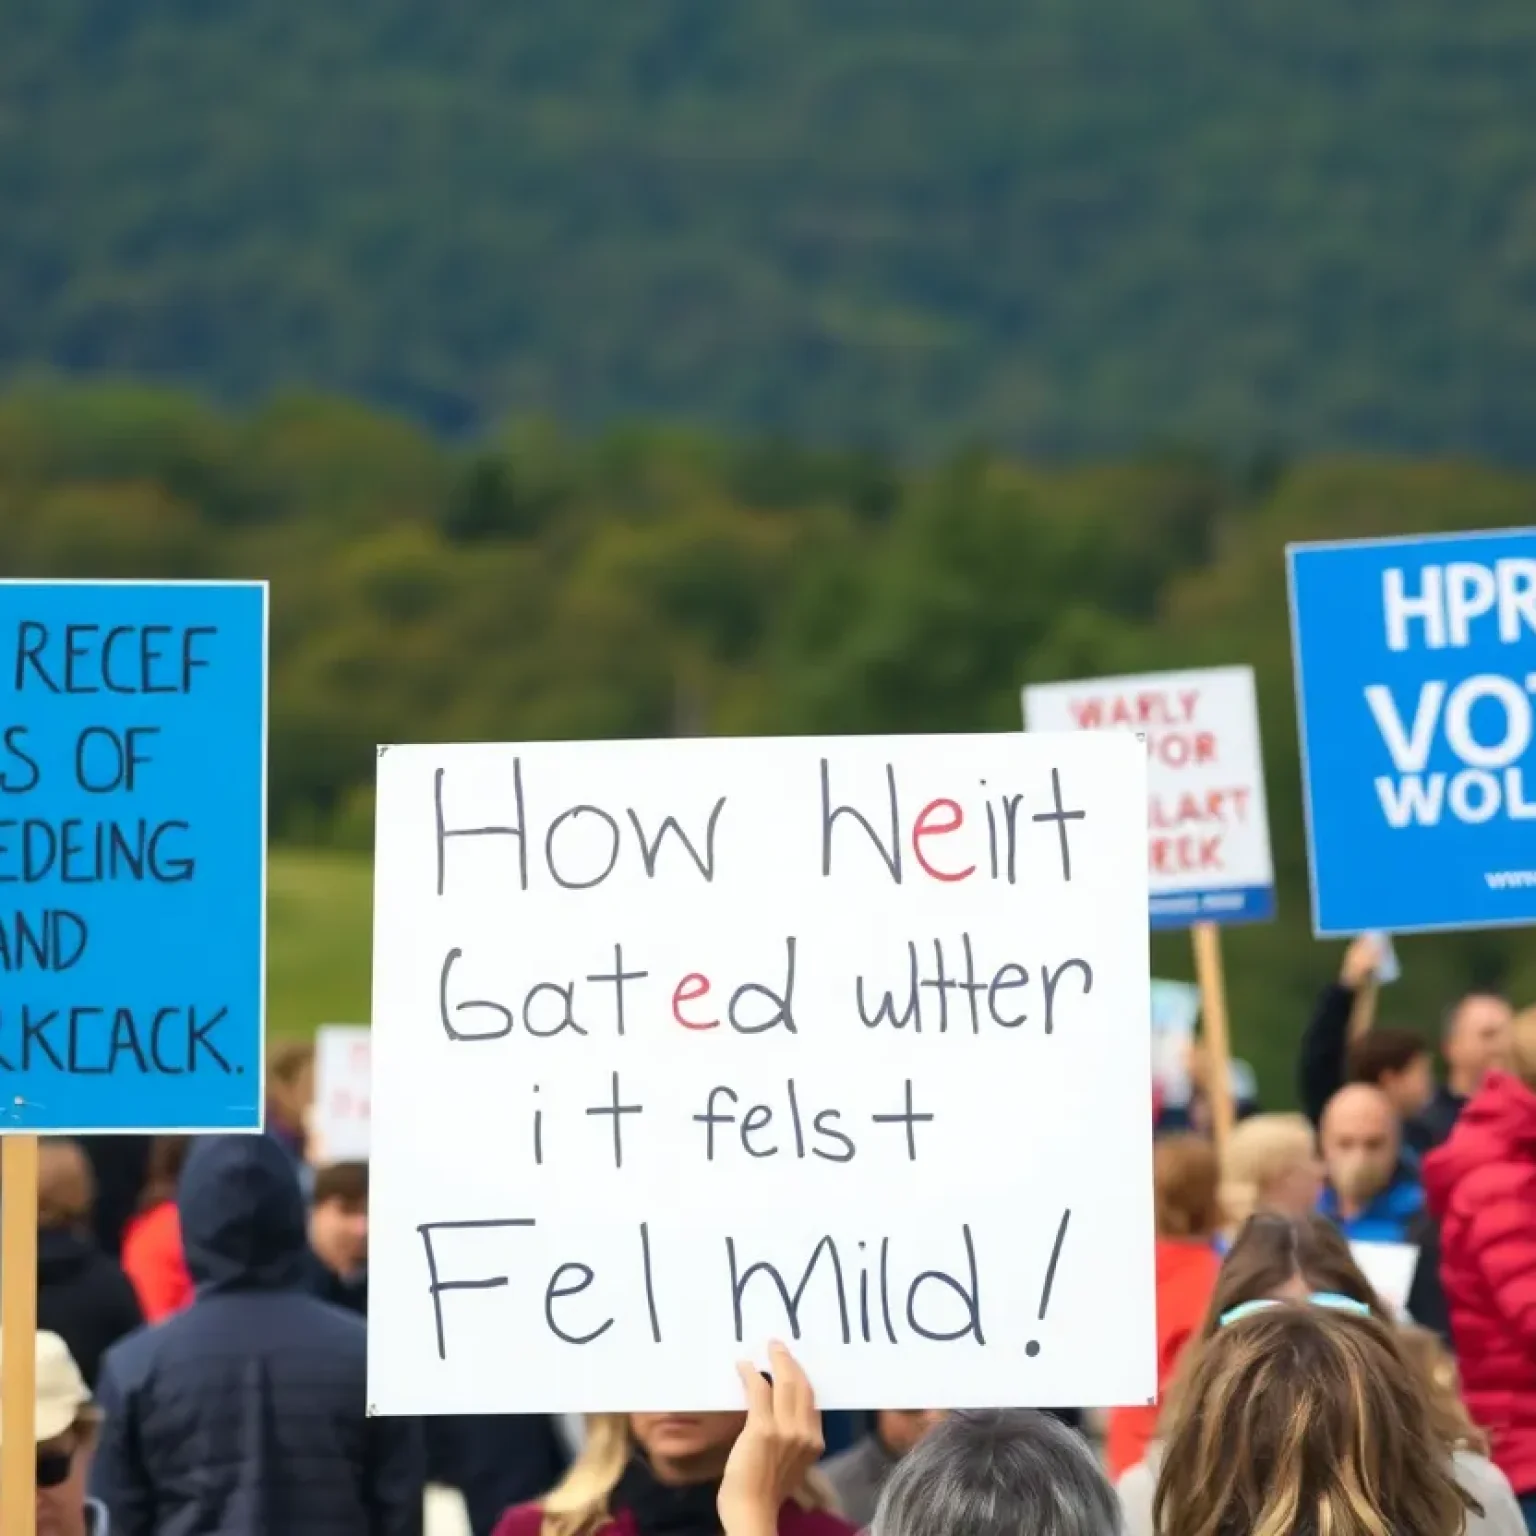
309, 1160, 369, 1280
267, 1040, 315, 1132
0, 1332, 100, 1536
1153, 1134, 1221, 1242
178, 1134, 308, 1293
1347, 1029, 1435, 1119
1444, 992, 1513, 1096
37, 1140, 94, 1235
1202, 1213, 1388, 1331
540, 1413, 835, 1536
1319, 1083, 1399, 1211
1397, 1324, 1489, 1455
1154, 1306, 1475, 1536
138, 1135, 192, 1211
872, 1409, 1117, 1536
1219, 1114, 1323, 1227
873, 1410, 946, 1458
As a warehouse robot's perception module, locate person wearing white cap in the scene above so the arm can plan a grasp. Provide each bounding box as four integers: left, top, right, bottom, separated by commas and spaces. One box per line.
1, 1330, 110, 1536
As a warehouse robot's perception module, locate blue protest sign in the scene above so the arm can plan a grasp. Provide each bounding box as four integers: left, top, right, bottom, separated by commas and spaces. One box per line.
0, 581, 266, 1130
1287, 529, 1536, 935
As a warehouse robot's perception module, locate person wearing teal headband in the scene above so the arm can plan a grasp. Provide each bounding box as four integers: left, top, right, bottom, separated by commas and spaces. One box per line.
1219, 1291, 1372, 1328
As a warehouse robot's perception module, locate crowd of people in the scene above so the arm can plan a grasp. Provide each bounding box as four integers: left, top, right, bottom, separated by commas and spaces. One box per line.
17, 952, 1536, 1536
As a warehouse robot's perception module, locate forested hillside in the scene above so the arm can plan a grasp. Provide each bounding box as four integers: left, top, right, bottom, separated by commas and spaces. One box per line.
4, 1, 1536, 456
2, 383, 1533, 1077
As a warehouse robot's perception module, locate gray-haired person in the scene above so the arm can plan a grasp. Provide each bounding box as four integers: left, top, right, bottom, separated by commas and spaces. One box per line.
871, 1410, 1119, 1536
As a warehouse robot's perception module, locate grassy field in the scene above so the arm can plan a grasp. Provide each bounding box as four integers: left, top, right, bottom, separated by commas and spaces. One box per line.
268, 848, 373, 1038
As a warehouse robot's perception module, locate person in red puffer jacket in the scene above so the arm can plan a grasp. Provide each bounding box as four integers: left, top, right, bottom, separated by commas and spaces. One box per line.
1424, 1007, 1536, 1529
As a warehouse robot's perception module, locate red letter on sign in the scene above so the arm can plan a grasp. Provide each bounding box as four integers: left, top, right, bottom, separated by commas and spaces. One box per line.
672, 973, 719, 1030
912, 798, 976, 883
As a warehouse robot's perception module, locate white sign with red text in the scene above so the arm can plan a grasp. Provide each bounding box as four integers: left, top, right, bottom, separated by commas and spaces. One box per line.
314, 1024, 372, 1162
1024, 666, 1275, 928
366, 733, 1155, 1414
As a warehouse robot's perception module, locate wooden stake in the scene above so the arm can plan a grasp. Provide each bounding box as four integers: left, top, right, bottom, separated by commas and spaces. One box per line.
1, 1133, 38, 1536
1348, 978, 1380, 1043
1191, 922, 1236, 1158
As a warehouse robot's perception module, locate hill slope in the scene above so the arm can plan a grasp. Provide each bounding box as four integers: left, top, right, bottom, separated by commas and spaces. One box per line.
4, 0, 1536, 455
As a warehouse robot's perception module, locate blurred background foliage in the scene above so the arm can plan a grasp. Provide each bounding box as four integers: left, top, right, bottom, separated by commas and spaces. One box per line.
0, 384, 1532, 1077
3, 1, 1536, 458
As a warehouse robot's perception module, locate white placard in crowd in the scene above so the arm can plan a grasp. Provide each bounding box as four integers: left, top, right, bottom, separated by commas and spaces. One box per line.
314, 1025, 373, 1162
1023, 666, 1275, 928
1350, 1241, 1419, 1320
367, 733, 1155, 1414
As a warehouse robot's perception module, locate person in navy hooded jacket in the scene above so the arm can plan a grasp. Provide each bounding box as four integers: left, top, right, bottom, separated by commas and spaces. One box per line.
90, 1133, 423, 1536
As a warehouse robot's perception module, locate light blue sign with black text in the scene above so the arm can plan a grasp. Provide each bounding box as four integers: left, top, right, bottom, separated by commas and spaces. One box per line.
1288, 529, 1536, 935
0, 581, 267, 1130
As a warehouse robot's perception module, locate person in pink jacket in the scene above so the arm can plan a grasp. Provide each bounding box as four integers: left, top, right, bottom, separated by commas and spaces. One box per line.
492, 1343, 853, 1536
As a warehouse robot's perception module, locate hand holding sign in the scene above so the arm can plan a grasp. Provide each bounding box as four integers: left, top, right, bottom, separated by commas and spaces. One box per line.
719, 1342, 825, 1536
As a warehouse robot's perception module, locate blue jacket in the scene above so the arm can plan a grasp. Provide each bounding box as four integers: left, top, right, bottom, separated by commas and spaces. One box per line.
1317, 1161, 1450, 1340
1318, 1165, 1426, 1243
91, 1134, 424, 1536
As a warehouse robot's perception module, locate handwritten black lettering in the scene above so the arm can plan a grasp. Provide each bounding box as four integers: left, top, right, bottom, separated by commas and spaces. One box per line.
0, 728, 40, 794
1042, 959, 1093, 1034
0, 909, 88, 972
13, 622, 214, 695
1031, 767, 1087, 883
627, 799, 727, 881
727, 937, 798, 1034
0, 818, 194, 884
585, 1070, 644, 1168
544, 1263, 615, 1345
417, 1218, 533, 1360
820, 758, 902, 883
870, 1078, 936, 1161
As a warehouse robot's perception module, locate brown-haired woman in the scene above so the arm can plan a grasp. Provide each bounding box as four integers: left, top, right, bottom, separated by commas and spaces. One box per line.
1117, 1215, 1523, 1536
1105, 1134, 1222, 1478
1154, 1305, 1476, 1536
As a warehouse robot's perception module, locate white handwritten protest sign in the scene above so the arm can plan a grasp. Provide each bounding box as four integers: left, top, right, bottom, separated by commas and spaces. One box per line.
314, 1025, 371, 1162
1024, 666, 1275, 928
367, 733, 1154, 1414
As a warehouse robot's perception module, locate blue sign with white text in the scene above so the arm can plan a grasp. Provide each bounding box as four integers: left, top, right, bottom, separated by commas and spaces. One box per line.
0, 581, 267, 1130
1288, 530, 1536, 935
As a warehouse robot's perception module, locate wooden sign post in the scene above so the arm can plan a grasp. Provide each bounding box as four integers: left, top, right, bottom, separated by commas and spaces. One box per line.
1191, 922, 1236, 1159
1, 1133, 39, 1536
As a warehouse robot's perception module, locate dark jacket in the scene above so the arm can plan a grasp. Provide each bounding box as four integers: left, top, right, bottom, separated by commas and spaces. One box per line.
298, 1255, 567, 1536
1297, 983, 1459, 1155
1318, 1160, 1450, 1340
36, 1227, 142, 1388
425, 1417, 569, 1536
307, 1253, 369, 1318
91, 1134, 424, 1536
74, 1136, 152, 1257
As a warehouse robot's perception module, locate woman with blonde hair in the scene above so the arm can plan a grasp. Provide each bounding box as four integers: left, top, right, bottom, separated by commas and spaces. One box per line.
1427, 1004, 1536, 1532
1154, 1304, 1477, 1536
1117, 1215, 1523, 1536
1218, 1113, 1324, 1235
492, 1343, 854, 1536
